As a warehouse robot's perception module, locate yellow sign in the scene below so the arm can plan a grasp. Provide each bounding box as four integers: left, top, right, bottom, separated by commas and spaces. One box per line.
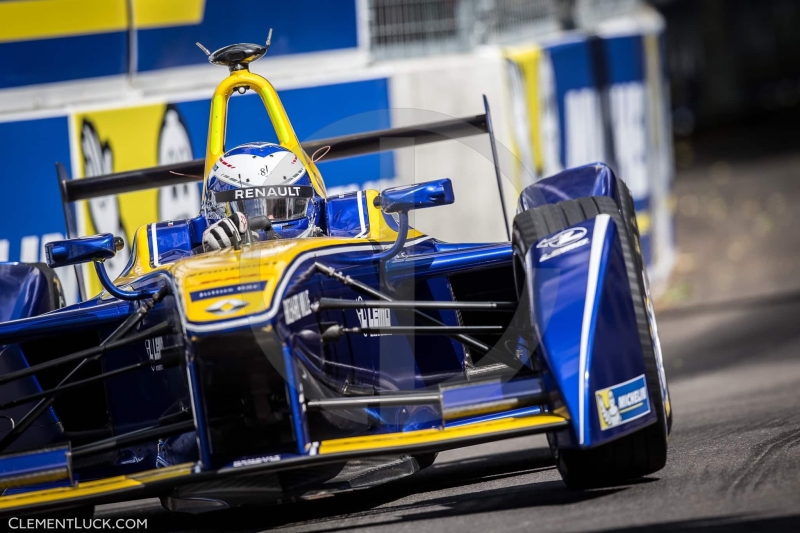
0, 0, 206, 43
132, 0, 206, 29
72, 103, 201, 296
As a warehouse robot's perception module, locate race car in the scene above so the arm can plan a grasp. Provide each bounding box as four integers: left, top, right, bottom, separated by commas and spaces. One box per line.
0, 39, 671, 515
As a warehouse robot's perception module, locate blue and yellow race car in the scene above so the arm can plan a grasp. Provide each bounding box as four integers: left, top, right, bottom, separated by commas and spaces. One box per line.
0, 40, 671, 515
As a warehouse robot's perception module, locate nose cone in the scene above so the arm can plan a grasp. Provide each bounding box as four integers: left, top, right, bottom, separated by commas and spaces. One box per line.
171, 237, 340, 332
175, 247, 274, 328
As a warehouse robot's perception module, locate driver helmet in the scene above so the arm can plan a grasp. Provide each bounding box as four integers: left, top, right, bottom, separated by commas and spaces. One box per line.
202, 142, 322, 239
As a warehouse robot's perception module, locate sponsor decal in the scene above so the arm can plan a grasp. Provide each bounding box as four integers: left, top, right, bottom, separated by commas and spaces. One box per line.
205, 298, 249, 315
355, 296, 391, 336
537, 227, 589, 262
283, 290, 312, 325
232, 455, 281, 468
145, 336, 164, 371
537, 227, 588, 248
595, 374, 650, 430
190, 281, 267, 302
215, 185, 314, 203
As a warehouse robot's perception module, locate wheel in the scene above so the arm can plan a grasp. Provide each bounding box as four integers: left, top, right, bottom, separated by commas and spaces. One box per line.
512, 194, 668, 489
615, 179, 673, 434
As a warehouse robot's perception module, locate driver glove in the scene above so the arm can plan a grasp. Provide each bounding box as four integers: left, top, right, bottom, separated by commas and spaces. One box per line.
203, 213, 249, 251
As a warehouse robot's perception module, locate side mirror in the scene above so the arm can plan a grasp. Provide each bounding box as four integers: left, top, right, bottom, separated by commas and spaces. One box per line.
374, 178, 454, 214
45, 234, 122, 269
352, 179, 455, 264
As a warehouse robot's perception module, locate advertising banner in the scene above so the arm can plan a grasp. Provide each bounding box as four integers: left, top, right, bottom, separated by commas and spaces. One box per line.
0, 0, 359, 89
505, 27, 672, 273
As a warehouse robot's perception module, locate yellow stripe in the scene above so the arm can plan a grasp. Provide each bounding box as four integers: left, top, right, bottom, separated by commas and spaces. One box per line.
0, 476, 139, 509
132, 0, 206, 29
0, 0, 128, 44
0, 463, 193, 510
319, 415, 566, 455
128, 462, 194, 482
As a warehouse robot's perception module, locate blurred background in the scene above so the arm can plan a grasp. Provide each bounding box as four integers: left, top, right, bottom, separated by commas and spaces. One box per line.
0, 0, 797, 311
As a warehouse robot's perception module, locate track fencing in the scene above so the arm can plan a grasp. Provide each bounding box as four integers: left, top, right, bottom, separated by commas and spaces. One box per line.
368, 0, 641, 59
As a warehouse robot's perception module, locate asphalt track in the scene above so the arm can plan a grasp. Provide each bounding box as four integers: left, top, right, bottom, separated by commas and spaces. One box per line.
94, 291, 800, 532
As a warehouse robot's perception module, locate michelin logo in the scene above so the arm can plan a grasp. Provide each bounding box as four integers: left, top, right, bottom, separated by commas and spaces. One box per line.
595, 374, 650, 430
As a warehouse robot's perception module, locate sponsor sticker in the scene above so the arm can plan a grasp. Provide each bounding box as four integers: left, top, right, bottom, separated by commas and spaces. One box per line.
595, 374, 650, 430
537, 227, 589, 262
355, 296, 391, 336
215, 185, 314, 203
205, 298, 249, 315
190, 281, 267, 302
283, 290, 312, 325
145, 336, 164, 371
537, 227, 587, 248
232, 455, 281, 468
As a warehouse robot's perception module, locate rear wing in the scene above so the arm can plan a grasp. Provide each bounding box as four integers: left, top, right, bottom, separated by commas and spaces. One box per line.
58, 114, 489, 203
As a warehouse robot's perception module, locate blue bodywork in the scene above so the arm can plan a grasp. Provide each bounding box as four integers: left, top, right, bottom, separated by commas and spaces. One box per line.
0, 264, 59, 324
527, 215, 654, 448
518, 162, 619, 213
45, 234, 118, 269
375, 179, 455, 213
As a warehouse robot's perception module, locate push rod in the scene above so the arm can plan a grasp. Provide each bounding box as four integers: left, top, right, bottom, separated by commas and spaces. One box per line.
343, 326, 504, 336
0, 321, 172, 386
0, 355, 175, 410
312, 263, 493, 354
312, 298, 517, 312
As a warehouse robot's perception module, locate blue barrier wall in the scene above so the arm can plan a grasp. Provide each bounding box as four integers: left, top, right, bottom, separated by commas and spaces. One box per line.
0, 0, 358, 89
136, 1, 359, 72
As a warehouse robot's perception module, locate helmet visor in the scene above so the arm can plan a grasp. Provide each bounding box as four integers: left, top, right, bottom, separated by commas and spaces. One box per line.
211, 185, 315, 224
228, 197, 308, 223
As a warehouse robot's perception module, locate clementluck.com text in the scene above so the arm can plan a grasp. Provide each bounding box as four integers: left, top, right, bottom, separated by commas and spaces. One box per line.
8, 517, 148, 530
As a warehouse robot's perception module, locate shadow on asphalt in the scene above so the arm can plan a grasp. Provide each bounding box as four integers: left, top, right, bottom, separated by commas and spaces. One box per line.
133, 446, 625, 532
591, 513, 800, 533
659, 297, 800, 380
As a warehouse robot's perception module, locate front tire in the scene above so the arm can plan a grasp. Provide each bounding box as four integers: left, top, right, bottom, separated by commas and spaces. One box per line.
512, 194, 668, 489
